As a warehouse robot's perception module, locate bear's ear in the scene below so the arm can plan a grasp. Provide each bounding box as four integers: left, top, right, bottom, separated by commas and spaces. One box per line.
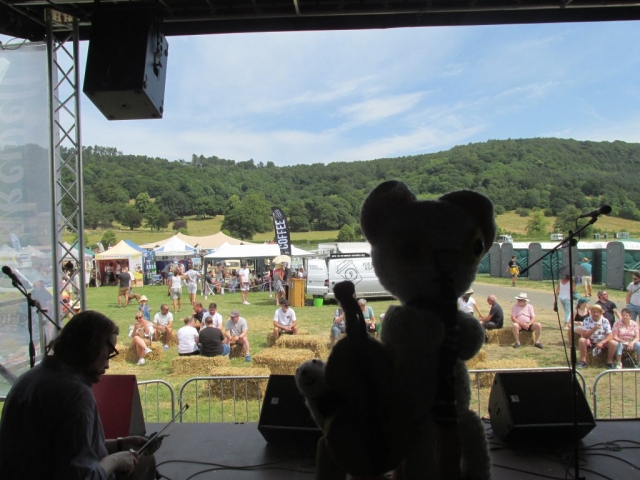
439, 190, 497, 252
361, 180, 416, 243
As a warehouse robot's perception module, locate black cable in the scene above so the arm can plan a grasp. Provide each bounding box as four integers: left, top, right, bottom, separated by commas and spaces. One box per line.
492, 463, 566, 479
0, 38, 28, 50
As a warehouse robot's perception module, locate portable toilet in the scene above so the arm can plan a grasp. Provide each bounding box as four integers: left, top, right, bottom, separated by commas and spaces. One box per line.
606, 241, 640, 290
576, 241, 607, 284
489, 243, 501, 278
528, 242, 564, 281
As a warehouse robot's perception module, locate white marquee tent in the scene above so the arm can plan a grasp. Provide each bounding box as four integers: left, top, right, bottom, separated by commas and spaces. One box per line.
204, 243, 314, 261
152, 235, 197, 258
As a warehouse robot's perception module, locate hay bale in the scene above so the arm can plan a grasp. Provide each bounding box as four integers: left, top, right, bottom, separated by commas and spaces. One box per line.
118, 343, 163, 364
267, 329, 311, 346
171, 355, 230, 374
486, 327, 535, 346
252, 348, 316, 375
229, 343, 246, 359
469, 358, 539, 388
275, 334, 329, 359
206, 367, 271, 399
586, 350, 609, 368
466, 349, 487, 370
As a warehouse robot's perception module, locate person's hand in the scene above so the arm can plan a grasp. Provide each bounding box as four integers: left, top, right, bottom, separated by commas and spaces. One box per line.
111, 450, 138, 474
123, 435, 147, 451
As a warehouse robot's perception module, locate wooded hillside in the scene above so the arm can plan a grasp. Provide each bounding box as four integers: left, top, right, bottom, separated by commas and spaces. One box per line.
74, 138, 640, 240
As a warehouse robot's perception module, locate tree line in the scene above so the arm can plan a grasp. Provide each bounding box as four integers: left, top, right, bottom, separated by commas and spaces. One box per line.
68, 138, 640, 240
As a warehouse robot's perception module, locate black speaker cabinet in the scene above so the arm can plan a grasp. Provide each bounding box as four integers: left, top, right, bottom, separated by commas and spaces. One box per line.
83, 8, 168, 120
489, 371, 595, 443
258, 375, 322, 445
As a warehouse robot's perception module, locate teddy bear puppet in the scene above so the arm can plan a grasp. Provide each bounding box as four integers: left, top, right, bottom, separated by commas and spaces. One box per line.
296, 180, 496, 480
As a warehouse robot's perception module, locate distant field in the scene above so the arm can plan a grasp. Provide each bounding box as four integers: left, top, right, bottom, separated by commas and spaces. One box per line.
494, 211, 639, 239
68, 211, 639, 249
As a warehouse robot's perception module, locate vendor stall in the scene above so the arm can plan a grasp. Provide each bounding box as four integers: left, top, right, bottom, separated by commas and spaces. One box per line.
94, 241, 143, 287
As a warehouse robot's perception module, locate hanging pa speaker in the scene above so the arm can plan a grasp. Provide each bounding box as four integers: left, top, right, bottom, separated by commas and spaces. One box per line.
488, 371, 595, 443
83, 8, 168, 120
258, 375, 322, 445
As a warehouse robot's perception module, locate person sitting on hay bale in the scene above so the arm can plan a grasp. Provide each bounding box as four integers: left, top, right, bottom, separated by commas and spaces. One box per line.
273, 298, 298, 341
152, 304, 174, 351
577, 304, 618, 369
331, 307, 346, 346
177, 317, 200, 357
202, 302, 225, 332
511, 292, 543, 349
129, 312, 153, 365
225, 310, 251, 362
613, 307, 640, 368
199, 316, 229, 357
478, 294, 503, 343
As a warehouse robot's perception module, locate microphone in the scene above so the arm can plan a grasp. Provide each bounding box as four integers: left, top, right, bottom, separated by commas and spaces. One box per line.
2, 265, 23, 287
577, 205, 612, 219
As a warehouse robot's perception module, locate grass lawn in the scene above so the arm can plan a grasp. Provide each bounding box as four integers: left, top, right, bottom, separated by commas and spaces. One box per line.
86, 281, 636, 421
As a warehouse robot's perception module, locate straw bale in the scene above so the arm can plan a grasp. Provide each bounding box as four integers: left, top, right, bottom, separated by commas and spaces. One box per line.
267, 329, 311, 346
466, 349, 487, 369
469, 358, 539, 388
252, 348, 316, 375
486, 328, 534, 346
275, 334, 329, 359
117, 343, 163, 364
229, 343, 246, 359
171, 355, 230, 375
586, 350, 609, 368
205, 367, 271, 399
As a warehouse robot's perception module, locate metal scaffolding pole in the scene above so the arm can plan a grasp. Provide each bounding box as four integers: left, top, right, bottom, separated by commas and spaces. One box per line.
46, 9, 85, 326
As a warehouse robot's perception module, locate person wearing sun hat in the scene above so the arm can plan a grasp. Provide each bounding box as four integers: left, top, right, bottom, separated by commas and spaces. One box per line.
138, 295, 150, 321
511, 292, 543, 349
457, 287, 482, 318
577, 303, 617, 369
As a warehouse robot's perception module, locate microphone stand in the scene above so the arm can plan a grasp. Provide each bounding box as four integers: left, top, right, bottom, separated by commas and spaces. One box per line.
519, 215, 600, 480
7, 279, 60, 369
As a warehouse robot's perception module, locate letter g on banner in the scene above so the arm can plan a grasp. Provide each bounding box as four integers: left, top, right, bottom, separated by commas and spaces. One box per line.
271, 207, 291, 256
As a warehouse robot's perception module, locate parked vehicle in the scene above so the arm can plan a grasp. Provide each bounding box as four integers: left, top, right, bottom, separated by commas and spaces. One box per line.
497, 234, 513, 243
306, 252, 392, 301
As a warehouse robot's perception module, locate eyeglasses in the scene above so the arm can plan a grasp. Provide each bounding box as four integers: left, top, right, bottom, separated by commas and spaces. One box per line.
135, 316, 143, 319
106, 340, 119, 360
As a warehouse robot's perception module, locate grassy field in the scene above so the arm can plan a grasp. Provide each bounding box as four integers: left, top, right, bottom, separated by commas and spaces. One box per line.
87, 280, 635, 421
498, 211, 640, 238
69, 211, 639, 249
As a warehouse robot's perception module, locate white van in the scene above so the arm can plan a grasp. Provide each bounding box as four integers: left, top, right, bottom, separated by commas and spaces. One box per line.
306, 253, 392, 301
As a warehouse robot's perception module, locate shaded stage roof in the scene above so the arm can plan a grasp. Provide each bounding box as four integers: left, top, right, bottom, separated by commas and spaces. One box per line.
2, 1, 640, 41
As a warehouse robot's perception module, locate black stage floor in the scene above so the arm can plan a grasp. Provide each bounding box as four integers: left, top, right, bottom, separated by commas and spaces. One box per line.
148, 420, 639, 479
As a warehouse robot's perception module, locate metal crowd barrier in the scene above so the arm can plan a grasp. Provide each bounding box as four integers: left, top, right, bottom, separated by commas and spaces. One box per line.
592, 368, 640, 419
137, 379, 176, 423
178, 376, 270, 423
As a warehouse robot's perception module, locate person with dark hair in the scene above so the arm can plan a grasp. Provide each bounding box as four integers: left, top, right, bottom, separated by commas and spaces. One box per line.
0, 310, 158, 479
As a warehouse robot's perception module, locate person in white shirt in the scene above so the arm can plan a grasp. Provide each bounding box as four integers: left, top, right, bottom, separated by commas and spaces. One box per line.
167, 268, 185, 313
273, 298, 298, 341
177, 317, 199, 356
457, 288, 482, 317
238, 263, 251, 305
184, 264, 201, 307
152, 304, 174, 350
202, 302, 224, 332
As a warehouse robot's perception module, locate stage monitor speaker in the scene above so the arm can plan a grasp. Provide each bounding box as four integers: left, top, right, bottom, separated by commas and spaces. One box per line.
258, 374, 322, 445
83, 8, 168, 120
489, 371, 595, 443
92, 374, 145, 439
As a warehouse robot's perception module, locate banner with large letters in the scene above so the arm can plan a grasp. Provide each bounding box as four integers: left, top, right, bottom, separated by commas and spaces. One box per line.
271, 207, 291, 256
0, 42, 51, 391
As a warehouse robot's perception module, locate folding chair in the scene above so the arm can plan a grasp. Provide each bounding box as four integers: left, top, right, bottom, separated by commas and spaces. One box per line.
152, 274, 163, 286
203, 282, 217, 299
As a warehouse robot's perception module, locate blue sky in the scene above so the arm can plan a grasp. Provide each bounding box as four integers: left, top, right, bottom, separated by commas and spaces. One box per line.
7, 20, 640, 166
